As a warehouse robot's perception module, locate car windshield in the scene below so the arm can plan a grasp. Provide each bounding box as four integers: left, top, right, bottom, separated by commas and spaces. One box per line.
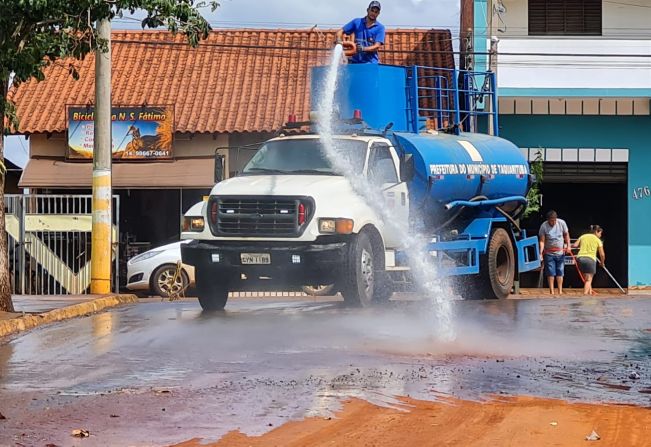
242, 138, 367, 175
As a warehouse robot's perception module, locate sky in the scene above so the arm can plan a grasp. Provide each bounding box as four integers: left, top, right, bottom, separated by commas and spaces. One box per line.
116, 0, 461, 30
5, 0, 461, 169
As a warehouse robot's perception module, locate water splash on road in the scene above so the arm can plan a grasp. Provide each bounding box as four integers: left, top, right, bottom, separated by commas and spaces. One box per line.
314, 45, 455, 340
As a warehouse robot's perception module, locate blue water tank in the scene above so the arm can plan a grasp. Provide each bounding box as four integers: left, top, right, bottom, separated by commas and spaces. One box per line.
311, 64, 410, 132
394, 131, 530, 222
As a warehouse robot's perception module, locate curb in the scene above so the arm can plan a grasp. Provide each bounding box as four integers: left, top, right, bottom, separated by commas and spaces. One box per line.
0, 294, 138, 338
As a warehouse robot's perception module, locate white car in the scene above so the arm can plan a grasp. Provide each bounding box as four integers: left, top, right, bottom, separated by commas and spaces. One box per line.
126, 241, 195, 297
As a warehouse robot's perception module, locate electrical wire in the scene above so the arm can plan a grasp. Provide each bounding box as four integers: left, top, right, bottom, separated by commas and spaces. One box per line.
109, 37, 651, 60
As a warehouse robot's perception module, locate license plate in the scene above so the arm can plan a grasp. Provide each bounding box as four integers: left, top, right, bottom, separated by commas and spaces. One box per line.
240, 253, 271, 265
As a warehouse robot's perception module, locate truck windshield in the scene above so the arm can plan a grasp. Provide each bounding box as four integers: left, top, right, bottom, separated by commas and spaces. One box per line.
242, 138, 367, 175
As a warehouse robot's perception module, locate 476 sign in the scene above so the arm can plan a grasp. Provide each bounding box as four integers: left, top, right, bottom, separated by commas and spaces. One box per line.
632, 185, 651, 200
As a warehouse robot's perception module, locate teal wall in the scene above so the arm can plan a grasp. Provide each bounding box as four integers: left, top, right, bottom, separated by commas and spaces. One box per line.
474, 0, 489, 73
500, 115, 651, 287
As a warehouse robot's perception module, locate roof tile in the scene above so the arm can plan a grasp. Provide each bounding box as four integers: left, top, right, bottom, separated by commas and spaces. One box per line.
9, 28, 454, 134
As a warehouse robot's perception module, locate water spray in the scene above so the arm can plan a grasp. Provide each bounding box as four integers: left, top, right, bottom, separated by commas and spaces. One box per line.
315, 44, 456, 341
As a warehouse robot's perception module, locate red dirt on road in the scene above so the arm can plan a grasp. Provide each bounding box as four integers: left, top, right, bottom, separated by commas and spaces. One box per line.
173, 396, 651, 447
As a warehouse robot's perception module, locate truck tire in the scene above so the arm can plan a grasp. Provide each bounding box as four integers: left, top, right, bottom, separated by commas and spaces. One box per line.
486, 228, 515, 299
196, 269, 229, 311
373, 273, 394, 303
340, 231, 378, 307
457, 228, 515, 300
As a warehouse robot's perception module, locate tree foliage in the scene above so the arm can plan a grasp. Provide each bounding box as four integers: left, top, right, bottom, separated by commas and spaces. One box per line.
523, 150, 544, 218
0, 0, 218, 312
1, 0, 218, 134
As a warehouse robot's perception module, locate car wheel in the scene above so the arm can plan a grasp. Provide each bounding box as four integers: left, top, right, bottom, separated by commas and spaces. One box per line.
151, 264, 189, 298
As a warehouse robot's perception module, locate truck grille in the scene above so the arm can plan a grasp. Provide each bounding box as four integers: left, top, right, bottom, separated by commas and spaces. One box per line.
209, 197, 312, 237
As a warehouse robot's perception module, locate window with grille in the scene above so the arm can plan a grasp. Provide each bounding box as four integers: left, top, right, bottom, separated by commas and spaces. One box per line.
528, 0, 602, 36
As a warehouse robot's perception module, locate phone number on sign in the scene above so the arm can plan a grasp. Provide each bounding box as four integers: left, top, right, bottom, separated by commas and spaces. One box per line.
632, 186, 650, 200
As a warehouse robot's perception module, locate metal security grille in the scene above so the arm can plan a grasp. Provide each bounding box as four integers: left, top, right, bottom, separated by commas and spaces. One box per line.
542, 162, 627, 183
529, 0, 602, 36
211, 197, 300, 237
4, 194, 120, 295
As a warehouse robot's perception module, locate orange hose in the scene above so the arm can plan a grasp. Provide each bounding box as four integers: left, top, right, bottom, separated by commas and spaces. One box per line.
568, 250, 586, 283
342, 41, 356, 57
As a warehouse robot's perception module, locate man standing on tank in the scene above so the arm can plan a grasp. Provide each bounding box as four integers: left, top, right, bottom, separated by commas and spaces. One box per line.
336, 1, 385, 64
539, 210, 571, 295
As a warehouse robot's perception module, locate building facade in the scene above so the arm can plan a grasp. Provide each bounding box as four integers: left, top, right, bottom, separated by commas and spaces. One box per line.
474, 0, 651, 289
9, 28, 454, 287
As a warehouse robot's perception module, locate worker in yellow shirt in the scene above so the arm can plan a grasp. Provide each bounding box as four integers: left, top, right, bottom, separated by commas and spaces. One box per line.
573, 225, 606, 296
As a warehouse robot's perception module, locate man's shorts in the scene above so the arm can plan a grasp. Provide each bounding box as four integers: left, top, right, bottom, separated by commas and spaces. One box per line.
577, 257, 597, 275
544, 253, 565, 277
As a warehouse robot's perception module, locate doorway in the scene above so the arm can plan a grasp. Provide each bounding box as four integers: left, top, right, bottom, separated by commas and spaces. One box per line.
520, 174, 628, 290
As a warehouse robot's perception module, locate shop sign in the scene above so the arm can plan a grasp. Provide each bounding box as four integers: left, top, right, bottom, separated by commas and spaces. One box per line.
632, 185, 650, 200
67, 106, 174, 160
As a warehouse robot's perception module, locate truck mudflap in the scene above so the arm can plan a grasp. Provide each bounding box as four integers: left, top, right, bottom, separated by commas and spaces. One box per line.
515, 234, 541, 273
180, 238, 350, 287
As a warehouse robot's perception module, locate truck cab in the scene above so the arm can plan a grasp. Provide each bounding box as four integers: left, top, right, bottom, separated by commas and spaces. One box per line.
181, 133, 410, 310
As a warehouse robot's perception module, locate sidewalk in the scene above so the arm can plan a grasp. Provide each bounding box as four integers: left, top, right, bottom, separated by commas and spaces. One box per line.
12, 295, 95, 313
514, 288, 631, 299
0, 294, 137, 338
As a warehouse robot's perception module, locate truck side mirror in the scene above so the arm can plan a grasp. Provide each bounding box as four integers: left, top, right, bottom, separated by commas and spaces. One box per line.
401, 153, 414, 183
214, 153, 226, 183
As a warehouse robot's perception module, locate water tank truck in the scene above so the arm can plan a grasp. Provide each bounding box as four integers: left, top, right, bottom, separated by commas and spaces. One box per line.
181, 63, 541, 310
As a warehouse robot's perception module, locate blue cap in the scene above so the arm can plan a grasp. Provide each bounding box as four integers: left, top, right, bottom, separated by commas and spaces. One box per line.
368, 1, 381, 10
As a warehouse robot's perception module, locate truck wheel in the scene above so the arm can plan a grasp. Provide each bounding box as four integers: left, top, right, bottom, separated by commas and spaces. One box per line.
302, 284, 336, 296
486, 228, 515, 299
373, 273, 394, 303
196, 270, 229, 311
341, 232, 377, 307
460, 228, 515, 300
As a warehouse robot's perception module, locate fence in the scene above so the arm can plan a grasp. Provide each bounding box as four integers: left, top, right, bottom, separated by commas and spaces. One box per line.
5, 194, 120, 295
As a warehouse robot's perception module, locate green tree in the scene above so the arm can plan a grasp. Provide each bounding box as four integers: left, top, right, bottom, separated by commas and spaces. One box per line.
524, 151, 544, 218
0, 0, 218, 312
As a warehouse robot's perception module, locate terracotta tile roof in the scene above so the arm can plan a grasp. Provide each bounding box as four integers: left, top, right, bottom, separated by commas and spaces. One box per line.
9, 29, 454, 135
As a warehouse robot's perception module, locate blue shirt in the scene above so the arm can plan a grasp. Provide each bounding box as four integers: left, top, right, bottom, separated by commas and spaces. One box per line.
342, 17, 385, 64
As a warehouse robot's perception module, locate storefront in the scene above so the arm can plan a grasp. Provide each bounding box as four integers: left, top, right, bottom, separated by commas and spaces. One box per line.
8, 27, 454, 290
498, 111, 651, 290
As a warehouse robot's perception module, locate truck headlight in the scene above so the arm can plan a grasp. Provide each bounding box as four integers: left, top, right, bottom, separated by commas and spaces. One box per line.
182, 216, 205, 232
319, 218, 354, 235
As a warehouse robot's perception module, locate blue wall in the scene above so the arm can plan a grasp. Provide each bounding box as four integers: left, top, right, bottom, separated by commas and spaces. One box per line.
500, 115, 651, 287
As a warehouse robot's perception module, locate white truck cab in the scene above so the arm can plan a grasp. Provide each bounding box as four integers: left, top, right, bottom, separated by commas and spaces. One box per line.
181, 133, 410, 310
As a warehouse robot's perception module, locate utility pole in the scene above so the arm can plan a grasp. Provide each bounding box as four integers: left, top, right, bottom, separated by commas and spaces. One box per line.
459, 0, 474, 132
487, 0, 499, 136
91, 18, 112, 294
460, 0, 474, 72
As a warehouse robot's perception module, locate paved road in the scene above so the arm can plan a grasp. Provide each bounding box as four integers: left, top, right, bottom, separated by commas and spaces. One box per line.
0, 296, 649, 446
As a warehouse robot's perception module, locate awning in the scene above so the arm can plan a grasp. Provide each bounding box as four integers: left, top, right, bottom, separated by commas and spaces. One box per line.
19, 158, 215, 189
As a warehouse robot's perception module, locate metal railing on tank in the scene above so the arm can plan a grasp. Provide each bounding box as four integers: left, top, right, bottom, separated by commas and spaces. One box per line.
406, 66, 499, 136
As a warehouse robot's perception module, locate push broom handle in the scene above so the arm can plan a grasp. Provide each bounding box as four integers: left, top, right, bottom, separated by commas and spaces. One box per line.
596, 258, 626, 294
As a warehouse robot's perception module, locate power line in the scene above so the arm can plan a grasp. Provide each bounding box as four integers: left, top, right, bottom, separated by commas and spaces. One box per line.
109, 37, 651, 59
604, 0, 651, 8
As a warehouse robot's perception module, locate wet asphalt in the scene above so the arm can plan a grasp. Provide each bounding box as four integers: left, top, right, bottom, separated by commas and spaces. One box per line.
0, 296, 650, 446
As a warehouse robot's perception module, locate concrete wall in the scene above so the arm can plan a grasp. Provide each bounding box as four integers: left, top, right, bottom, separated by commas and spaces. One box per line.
499, 114, 651, 288
485, 1, 651, 92
499, 0, 651, 38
